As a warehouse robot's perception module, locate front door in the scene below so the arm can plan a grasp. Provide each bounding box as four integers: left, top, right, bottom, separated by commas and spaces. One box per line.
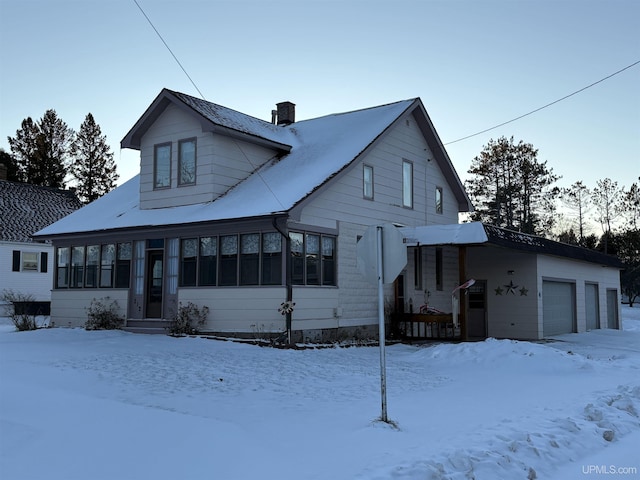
146, 251, 164, 318
467, 280, 487, 338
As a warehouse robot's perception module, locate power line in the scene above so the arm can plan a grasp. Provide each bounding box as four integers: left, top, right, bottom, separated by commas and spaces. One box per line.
444, 60, 640, 145
132, 0, 206, 100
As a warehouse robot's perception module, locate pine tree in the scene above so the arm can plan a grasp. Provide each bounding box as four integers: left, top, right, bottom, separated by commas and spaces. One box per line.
0, 149, 20, 181
7, 110, 73, 187
7, 117, 39, 183
36, 109, 74, 188
620, 178, 639, 230
69, 113, 118, 203
465, 136, 559, 235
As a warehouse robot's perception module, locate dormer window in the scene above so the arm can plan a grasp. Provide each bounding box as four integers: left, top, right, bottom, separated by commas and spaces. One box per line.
178, 138, 196, 186
154, 143, 171, 189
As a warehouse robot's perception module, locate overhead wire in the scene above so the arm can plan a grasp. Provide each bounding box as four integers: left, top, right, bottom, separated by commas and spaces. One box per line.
444, 60, 640, 145
132, 0, 206, 100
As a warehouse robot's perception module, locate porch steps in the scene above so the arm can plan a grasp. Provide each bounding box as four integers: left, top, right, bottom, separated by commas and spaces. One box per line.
123, 319, 172, 335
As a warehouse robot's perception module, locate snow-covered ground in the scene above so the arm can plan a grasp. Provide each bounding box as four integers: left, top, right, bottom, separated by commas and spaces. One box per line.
1, 307, 639, 480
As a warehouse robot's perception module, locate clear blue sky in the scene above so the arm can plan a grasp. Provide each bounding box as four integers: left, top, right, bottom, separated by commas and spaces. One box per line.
1, 0, 638, 192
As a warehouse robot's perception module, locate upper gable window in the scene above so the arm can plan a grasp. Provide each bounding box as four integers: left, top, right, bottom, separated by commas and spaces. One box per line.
402, 160, 413, 208
363, 165, 374, 200
435, 186, 443, 214
178, 138, 196, 186
154, 143, 171, 189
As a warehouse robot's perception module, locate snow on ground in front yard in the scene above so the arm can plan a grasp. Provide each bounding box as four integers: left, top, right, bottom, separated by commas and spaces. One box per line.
1, 306, 639, 480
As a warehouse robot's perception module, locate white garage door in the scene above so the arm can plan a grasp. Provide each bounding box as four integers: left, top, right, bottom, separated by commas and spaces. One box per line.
543, 281, 575, 336
585, 283, 600, 330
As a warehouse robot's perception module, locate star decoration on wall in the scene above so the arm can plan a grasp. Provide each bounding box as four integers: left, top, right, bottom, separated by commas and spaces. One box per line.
494, 286, 504, 296
504, 280, 519, 295
519, 286, 528, 296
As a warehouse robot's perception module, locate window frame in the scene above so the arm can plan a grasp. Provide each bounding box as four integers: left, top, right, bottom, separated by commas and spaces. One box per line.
363, 164, 374, 200
289, 231, 337, 287
435, 186, 443, 214
402, 160, 413, 208
153, 142, 172, 189
178, 138, 197, 186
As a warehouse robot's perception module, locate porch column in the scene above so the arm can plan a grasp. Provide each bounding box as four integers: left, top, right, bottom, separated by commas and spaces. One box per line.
459, 246, 468, 341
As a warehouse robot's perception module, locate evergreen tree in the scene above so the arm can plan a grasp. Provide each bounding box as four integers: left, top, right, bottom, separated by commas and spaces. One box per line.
0, 148, 21, 181
69, 113, 118, 203
465, 136, 559, 235
36, 109, 74, 188
7, 117, 39, 183
7, 110, 73, 187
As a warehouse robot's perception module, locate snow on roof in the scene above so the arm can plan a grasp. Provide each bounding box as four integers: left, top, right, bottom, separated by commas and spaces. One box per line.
36, 97, 416, 237
400, 223, 489, 246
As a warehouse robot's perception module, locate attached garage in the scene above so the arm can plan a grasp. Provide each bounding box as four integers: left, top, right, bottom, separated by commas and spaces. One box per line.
542, 280, 575, 336
585, 283, 600, 330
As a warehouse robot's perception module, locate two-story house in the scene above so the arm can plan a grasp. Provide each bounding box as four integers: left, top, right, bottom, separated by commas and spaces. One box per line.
34, 89, 622, 341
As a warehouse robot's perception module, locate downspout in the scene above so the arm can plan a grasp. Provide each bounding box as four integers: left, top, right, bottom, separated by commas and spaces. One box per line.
273, 215, 292, 345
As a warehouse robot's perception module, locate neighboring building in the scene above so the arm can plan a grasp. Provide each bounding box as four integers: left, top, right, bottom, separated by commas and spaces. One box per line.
0, 174, 82, 310
33, 89, 622, 340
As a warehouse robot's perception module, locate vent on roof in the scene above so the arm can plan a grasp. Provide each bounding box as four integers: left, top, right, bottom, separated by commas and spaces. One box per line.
275, 101, 295, 126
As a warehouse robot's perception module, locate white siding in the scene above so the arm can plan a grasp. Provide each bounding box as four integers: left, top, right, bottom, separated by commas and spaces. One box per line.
289, 117, 463, 332
139, 104, 278, 210
467, 246, 540, 339
537, 255, 620, 334
50, 289, 128, 328
0, 242, 54, 302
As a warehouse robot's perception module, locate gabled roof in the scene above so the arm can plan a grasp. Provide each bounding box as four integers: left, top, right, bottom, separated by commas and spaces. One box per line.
401, 222, 624, 268
0, 180, 82, 243
36, 91, 472, 238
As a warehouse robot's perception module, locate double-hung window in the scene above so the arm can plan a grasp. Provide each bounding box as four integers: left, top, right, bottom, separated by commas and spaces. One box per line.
154, 143, 171, 189
402, 160, 413, 208
363, 165, 374, 200
178, 138, 196, 186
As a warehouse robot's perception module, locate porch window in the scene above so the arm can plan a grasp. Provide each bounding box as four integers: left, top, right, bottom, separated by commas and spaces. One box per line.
154, 143, 171, 189
363, 165, 374, 199
322, 237, 336, 286
262, 233, 282, 285
85, 245, 100, 287
220, 235, 238, 286
199, 237, 217, 286
289, 231, 337, 286
240, 234, 260, 285
180, 238, 198, 286
115, 242, 132, 288
178, 138, 196, 186
100, 244, 115, 288
402, 160, 413, 208
70, 246, 85, 288
290, 232, 304, 285
56, 247, 69, 288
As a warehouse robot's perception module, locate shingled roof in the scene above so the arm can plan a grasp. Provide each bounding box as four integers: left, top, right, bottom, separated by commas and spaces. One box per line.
0, 180, 82, 243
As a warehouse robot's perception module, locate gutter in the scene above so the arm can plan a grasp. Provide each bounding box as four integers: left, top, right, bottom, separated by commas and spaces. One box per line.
272, 215, 293, 344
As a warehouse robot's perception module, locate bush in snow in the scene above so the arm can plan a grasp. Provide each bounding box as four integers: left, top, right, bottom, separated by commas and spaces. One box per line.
167, 302, 209, 336
0, 289, 39, 331
85, 297, 124, 330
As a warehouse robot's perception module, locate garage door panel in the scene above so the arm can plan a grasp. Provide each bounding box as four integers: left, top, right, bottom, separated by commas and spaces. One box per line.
585, 283, 599, 330
543, 281, 575, 336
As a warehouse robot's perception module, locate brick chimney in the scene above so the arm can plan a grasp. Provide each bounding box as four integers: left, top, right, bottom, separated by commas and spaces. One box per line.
0, 163, 7, 181
276, 101, 295, 126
